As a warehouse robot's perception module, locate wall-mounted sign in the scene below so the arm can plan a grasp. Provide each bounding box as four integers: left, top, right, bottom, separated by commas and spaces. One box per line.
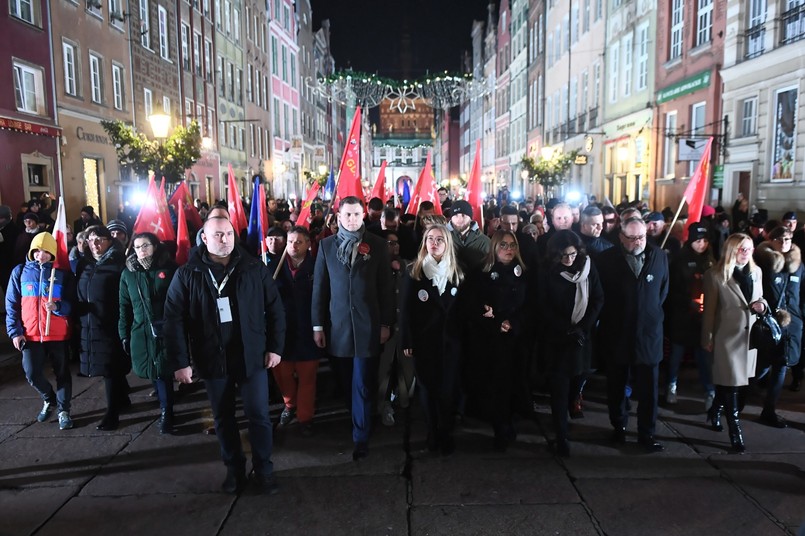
574, 154, 588, 165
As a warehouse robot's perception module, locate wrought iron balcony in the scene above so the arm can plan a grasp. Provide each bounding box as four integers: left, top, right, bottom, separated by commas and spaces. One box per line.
745, 24, 766, 59
781, 4, 805, 45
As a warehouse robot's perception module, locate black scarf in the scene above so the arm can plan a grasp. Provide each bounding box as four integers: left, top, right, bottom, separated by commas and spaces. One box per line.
336, 224, 365, 266
732, 265, 752, 303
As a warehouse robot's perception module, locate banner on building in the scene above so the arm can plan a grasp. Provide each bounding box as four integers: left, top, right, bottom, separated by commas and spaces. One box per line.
771, 86, 798, 181
290, 135, 304, 155
678, 138, 709, 161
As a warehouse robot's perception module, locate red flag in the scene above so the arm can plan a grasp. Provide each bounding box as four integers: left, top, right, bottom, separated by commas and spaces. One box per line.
683, 137, 713, 231
370, 160, 388, 204
258, 183, 268, 241
465, 140, 484, 226
175, 200, 190, 265
406, 152, 442, 216
168, 181, 203, 231
297, 182, 321, 230
133, 175, 175, 242
227, 164, 248, 233
157, 178, 176, 241
334, 106, 362, 207
51, 196, 70, 270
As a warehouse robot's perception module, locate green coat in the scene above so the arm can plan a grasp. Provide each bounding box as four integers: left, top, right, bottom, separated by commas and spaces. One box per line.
118, 252, 177, 380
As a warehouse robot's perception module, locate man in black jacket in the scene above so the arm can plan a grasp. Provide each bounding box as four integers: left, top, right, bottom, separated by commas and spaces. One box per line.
165, 216, 286, 494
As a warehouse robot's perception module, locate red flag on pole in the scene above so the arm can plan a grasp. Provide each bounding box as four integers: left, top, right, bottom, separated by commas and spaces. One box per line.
334, 106, 362, 207
297, 182, 321, 230
683, 137, 713, 228
227, 164, 248, 233
133, 175, 175, 242
156, 178, 176, 241
258, 183, 269, 240
168, 180, 203, 231
465, 140, 484, 227
406, 152, 442, 216
51, 196, 70, 270
175, 200, 190, 265
370, 160, 388, 204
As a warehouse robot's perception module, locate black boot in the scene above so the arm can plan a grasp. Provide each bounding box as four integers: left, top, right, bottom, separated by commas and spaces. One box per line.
158, 408, 175, 435
725, 388, 745, 453
708, 386, 724, 432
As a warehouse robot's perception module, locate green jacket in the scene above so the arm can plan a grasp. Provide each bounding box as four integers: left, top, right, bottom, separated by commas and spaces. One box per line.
118, 251, 177, 380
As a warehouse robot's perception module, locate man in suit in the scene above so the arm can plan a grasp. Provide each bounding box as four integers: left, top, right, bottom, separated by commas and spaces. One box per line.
597, 217, 669, 452
312, 196, 395, 460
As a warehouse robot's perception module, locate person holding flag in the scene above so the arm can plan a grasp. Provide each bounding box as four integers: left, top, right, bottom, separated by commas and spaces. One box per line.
5, 232, 76, 430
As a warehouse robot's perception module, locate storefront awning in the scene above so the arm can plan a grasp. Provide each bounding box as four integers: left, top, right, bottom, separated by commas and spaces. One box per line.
0, 115, 62, 138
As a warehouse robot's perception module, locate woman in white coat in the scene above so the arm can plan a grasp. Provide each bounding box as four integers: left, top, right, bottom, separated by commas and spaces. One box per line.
702, 233, 767, 453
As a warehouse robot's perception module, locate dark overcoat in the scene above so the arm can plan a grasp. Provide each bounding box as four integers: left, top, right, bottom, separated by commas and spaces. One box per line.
311, 231, 394, 358
667, 245, 715, 347
275, 253, 322, 361
597, 243, 669, 366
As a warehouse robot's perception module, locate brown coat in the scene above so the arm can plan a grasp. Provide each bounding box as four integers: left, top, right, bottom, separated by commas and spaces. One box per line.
701, 265, 764, 386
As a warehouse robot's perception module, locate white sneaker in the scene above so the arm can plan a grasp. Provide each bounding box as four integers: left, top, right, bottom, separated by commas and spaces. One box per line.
666, 383, 678, 405
58, 411, 74, 430
37, 401, 54, 422
704, 392, 715, 412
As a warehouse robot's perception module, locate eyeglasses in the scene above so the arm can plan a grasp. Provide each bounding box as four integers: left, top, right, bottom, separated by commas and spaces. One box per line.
387, 240, 399, 246
88, 237, 109, 243
133, 243, 154, 250
560, 251, 578, 259
738, 246, 754, 254
621, 233, 646, 242
498, 241, 518, 250
426, 236, 446, 245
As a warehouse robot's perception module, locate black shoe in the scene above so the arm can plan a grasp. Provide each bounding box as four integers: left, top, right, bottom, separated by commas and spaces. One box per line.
158, 409, 175, 435
96, 414, 119, 431
221, 468, 246, 494
611, 428, 627, 444
555, 438, 570, 458
251, 474, 279, 495
279, 406, 295, 426
352, 442, 369, 461
759, 411, 787, 429
707, 405, 724, 432
790, 377, 802, 392
637, 435, 665, 453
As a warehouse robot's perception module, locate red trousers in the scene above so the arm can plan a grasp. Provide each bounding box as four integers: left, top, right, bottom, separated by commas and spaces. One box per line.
272, 360, 319, 423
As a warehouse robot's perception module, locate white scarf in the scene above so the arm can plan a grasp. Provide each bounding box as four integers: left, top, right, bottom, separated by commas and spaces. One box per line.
422, 254, 450, 295
560, 256, 591, 326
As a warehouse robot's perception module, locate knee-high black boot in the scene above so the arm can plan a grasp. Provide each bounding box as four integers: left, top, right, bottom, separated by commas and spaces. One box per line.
97, 377, 121, 431
708, 386, 725, 432
724, 387, 745, 453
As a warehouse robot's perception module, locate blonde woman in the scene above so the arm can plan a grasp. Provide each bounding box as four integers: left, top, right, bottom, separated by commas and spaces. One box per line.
400, 224, 464, 456
702, 233, 766, 453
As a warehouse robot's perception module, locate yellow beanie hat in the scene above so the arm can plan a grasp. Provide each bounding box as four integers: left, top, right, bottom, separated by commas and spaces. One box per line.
28, 232, 58, 262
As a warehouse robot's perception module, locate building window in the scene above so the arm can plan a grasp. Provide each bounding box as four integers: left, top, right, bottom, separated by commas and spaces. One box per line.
193, 32, 201, 74
689, 102, 706, 174
204, 40, 212, 82
109, 0, 124, 26
158, 6, 169, 59
696, 0, 713, 46
207, 108, 214, 138
670, 0, 684, 60
283, 5, 290, 30
63, 42, 78, 96
740, 97, 757, 137
181, 24, 190, 70
583, 0, 590, 33
247, 65, 253, 102
622, 34, 632, 97
224, 0, 231, 35
89, 54, 102, 103
216, 55, 224, 96
608, 42, 619, 103
140, 0, 151, 49
663, 111, 677, 177
290, 54, 296, 88
273, 98, 280, 137
144, 87, 153, 117
13, 61, 45, 115
271, 37, 278, 74
281, 45, 287, 82
234, 8, 240, 43
235, 68, 242, 105
238, 127, 244, 151
10, 0, 36, 25
162, 97, 170, 118
255, 70, 261, 107
593, 62, 601, 108
112, 64, 123, 109
782, 0, 805, 44
215, 0, 221, 29
637, 23, 649, 90
186, 99, 193, 125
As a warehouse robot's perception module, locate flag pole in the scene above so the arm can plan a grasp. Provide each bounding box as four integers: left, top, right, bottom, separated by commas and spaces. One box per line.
44, 265, 56, 336
661, 196, 686, 250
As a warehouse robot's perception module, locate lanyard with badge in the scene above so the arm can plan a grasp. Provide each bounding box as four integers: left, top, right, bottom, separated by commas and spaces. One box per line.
208, 268, 234, 323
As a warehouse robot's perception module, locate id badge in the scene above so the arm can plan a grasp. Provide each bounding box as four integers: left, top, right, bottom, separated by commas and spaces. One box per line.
217, 297, 233, 323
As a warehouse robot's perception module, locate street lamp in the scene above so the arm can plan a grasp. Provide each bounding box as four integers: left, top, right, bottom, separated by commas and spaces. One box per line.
318, 164, 328, 176
148, 113, 171, 139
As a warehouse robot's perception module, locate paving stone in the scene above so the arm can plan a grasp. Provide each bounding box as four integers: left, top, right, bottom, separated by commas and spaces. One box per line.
0, 424, 26, 445
410, 504, 598, 536
0, 486, 79, 536
578, 477, 787, 536
35, 494, 232, 536
223, 475, 408, 535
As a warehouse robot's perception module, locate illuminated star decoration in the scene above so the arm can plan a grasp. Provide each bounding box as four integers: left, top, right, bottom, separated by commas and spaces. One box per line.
387, 85, 418, 114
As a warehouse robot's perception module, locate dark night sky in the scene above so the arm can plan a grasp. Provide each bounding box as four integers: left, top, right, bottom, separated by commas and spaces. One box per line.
311, 0, 496, 78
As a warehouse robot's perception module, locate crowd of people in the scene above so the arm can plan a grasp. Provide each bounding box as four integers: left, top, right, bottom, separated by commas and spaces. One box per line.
2, 189, 802, 495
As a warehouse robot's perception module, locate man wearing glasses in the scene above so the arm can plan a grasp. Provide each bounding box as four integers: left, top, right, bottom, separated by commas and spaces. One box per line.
596, 216, 669, 452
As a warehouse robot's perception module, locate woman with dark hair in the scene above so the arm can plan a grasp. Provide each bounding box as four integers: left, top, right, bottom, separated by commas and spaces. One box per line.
702, 233, 767, 452
752, 225, 803, 428
76, 225, 129, 430
537, 230, 604, 457
400, 224, 464, 455
119, 232, 178, 434
466, 230, 531, 451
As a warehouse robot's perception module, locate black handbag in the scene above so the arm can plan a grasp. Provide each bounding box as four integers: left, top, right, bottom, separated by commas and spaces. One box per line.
750, 310, 782, 352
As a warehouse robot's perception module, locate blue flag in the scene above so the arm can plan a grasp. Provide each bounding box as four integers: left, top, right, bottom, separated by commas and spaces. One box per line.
324, 168, 335, 200
246, 176, 262, 254
402, 180, 411, 204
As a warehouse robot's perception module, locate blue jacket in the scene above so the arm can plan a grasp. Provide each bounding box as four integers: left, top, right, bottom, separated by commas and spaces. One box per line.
5, 260, 74, 342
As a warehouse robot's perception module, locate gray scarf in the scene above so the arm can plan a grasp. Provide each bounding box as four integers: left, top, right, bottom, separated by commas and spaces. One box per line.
138, 255, 154, 270
336, 224, 365, 266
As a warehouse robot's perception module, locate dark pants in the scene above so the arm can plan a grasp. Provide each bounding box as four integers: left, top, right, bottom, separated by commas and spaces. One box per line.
337, 356, 378, 444
152, 378, 174, 411
205, 373, 274, 477
103, 374, 130, 417
607, 363, 659, 437
416, 352, 460, 445
756, 362, 787, 412
22, 341, 72, 413
550, 372, 571, 441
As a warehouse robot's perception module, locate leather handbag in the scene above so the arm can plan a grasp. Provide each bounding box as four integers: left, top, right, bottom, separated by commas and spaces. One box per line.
750, 309, 782, 353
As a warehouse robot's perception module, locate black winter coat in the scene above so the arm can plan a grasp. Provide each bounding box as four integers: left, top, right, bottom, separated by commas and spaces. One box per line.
163, 246, 286, 380
275, 253, 322, 361
597, 243, 669, 366
76, 249, 128, 377
667, 245, 715, 346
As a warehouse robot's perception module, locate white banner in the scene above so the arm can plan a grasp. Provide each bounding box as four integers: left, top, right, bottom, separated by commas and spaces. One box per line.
678, 138, 709, 161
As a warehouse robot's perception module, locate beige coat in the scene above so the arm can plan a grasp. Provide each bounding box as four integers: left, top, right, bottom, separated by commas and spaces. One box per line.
701, 265, 764, 386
